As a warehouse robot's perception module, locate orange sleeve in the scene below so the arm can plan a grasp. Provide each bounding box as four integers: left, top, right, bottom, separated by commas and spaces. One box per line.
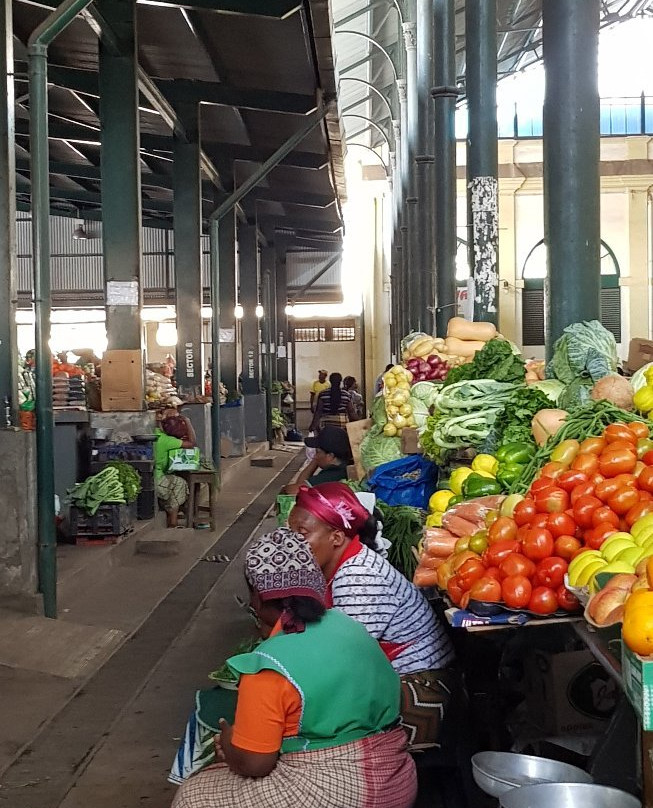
231, 670, 302, 754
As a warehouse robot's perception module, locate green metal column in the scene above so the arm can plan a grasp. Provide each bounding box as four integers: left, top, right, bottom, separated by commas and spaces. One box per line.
415, 0, 435, 333
397, 79, 409, 341
209, 217, 221, 473
275, 245, 289, 382
432, 0, 457, 336
403, 20, 418, 331
218, 208, 238, 394
98, 0, 142, 351
543, 0, 601, 353
239, 224, 260, 395
261, 256, 274, 445
0, 0, 16, 419
173, 104, 203, 398
466, 0, 499, 325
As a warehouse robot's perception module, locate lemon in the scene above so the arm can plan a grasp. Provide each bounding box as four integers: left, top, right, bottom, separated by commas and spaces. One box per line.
429, 490, 455, 513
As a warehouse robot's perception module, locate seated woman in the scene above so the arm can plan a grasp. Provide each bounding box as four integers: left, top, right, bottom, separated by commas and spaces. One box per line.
155, 415, 196, 528
289, 482, 457, 750
283, 426, 352, 495
171, 528, 417, 808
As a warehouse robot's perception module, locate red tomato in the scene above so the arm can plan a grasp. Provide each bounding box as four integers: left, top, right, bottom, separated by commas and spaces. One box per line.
547, 511, 577, 538
540, 462, 567, 480
599, 447, 637, 478
624, 501, 653, 528
468, 576, 502, 603
591, 505, 620, 529
487, 517, 518, 545
571, 453, 600, 476
483, 539, 522, 567
641, 451, 653, 467
579, 437, 606, 455
522, 527, 555, 561
530, 513, 551, 529
513, 499, 537, 527
634, 461, 646, 478
533, 556, 568, 588
607, 486, 640, 516
557, 470, 589, 493
531, 477, 556, 494
604, 423, 637, 445
528, 586, 559, 615
614, 473, 638, 488
460, 591, 470, 610
591, 473, 606, 487
534, 486, 569, 514
447, 575, 464, 606
556, 584, 581, 612
638, 467, 653, 493
639, 491, 653, 502
572, 495, 602, 529
456, 558, 487, 591
584, 523, 618, 550
499, 552, 536, 579
628, 422, 651, 441
595, 478, 624, 502
554, 534, 582, 560
502, 575, 532, 609
483, 566, 502, 580
570, 482, 595, 505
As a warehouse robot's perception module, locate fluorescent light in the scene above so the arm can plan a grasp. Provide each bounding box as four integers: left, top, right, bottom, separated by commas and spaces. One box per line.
284, 304, 294, 317
234, 304, 244, 319
155, 322, 178, 347
201, 306, 213, 318
141, 306, 175, 322
255, 304, 264, 318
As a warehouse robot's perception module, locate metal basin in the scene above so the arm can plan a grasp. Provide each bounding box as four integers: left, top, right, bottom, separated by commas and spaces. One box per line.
471, 751, 593, 798
499, 783, 640, 808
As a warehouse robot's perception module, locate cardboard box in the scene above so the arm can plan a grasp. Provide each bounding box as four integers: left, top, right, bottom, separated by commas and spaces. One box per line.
401, 427, 422, 455
524, 649, 617, 735
101, 350, 144, 412
626, 338, 653, 374
622, 644, 653, 730
346, 418, 373, 481
168, 447, 200, 471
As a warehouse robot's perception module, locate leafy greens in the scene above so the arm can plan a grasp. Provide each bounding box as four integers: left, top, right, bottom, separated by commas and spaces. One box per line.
444, 338, 525, 386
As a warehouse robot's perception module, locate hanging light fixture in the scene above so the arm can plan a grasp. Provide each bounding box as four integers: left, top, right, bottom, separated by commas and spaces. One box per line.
72, 223, 91, 240
156, 322, 178, 346
255, 304, 264, 318
234, 304, 244, 319
285, 304, 294, 316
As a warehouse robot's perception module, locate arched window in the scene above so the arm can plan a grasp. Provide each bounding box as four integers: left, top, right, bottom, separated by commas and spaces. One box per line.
521, 239, 621, 346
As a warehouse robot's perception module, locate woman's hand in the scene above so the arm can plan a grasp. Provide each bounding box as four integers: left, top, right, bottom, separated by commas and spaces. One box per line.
216, 719, 234, 762
217, 718, 279, 778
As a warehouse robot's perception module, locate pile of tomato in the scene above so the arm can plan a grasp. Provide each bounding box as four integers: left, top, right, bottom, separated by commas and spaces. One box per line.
446, 421, 653, 616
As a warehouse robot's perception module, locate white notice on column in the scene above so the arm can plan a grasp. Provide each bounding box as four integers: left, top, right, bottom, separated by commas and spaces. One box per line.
106, 281, 139, 306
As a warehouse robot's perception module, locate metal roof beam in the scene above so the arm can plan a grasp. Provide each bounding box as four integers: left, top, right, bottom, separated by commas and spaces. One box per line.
253, 188, 335, 208
288, 252, 341, 302
15, 0, 302, 17
258, 215, 342, 234
156, 79, 318, 114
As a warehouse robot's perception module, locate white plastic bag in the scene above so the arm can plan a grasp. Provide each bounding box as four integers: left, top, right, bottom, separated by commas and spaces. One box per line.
305, 431, 317, 462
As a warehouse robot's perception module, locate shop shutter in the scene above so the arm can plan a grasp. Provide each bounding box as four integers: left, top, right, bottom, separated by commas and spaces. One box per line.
600, 287, 621, 343
521, 289, 545, 346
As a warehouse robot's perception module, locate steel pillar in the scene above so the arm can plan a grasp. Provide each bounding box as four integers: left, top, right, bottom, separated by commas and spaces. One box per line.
261, 249, 274, 444
218, 208, 238, 393
399, 224, 409, 338
239, 224, 260, 395
173, 104, 203, 398
98, 0, 142, 352
0, 0, 16, 419
415, 0, 435, 333
396, 80, 408, 341
405, 196, 418, 330
466, 0, 499, 325
543, 0, 601, 354
432, 0, 457, 336
275, 246, 289, 382
209, 217, 221, 473
403, 20, 418, 331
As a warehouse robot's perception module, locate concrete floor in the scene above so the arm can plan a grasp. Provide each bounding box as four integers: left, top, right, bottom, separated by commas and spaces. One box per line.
0, 445, 304, 808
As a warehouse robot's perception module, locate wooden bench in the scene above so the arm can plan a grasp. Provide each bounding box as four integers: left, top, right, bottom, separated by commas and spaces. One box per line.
177, 469, 219, 530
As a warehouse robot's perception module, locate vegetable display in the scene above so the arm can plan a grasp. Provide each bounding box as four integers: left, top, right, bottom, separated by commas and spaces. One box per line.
69, 467, 127, 515
382, 365, 416, 436
360, 426, 403, 472
376, 502, 425, 580
106, 461, 142, 504
487, 386, 554, 451
444, 338, 525, 387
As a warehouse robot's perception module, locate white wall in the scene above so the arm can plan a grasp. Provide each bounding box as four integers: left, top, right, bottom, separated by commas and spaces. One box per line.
294, 326, 362, 407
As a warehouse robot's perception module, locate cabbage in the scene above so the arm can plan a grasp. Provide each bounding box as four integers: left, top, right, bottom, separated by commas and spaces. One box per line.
529, 379, 565, 404
410, 381, 441, 408
631, 362, 653, 392
409, 397, 430, 433
548, 320, 618, 384
371, 395, 388, 426
360, 426, 403, 471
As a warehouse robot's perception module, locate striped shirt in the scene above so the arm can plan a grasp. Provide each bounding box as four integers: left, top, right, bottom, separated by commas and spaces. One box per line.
330, 544, 455, 675
317, 388, 352, 415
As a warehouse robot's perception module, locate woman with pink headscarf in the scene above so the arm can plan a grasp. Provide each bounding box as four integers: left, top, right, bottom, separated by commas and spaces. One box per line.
289, 482, 457, 750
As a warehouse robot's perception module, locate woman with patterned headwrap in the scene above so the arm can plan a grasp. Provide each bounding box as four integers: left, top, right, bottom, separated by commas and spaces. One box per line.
170, 528, 417, 808
289, 482, 458, 751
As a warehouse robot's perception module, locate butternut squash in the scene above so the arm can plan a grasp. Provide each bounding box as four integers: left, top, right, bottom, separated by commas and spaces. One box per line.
446, 317, 497, 342
444, 336, 486, 357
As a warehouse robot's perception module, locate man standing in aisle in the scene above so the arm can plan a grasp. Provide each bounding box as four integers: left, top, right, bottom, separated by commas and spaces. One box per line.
309, 369, 329, 412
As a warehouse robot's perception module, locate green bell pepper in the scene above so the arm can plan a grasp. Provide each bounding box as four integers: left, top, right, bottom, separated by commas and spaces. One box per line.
462, 472, 503, 500
495, 441, 535, 466
446, 494, 465, 509
496, 462, 526, 490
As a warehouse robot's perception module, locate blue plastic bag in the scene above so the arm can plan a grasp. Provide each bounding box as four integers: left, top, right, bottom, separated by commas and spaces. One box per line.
367, 455, 438, 510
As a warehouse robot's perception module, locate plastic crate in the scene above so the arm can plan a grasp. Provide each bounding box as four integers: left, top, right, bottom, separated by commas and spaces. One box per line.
69, 502, 135, 538
91, 443, 153, 462
137, 487, 156, 520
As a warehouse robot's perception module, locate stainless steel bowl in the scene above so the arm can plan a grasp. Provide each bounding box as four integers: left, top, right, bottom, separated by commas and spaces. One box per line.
499, 783, 640, 808
471, 752, 593, 798
90, 427, 113, 441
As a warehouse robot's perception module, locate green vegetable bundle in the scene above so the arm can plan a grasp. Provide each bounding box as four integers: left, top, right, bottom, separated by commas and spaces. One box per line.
485, 386, 553, 452
509, 400, 652, 494
444, 338, 525, 386
106, 461, 142, 503
376, 502, 424, 580
69, 467, 126, 515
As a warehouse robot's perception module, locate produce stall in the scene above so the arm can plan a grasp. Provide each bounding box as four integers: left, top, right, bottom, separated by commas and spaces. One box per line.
341, 318, 653, 805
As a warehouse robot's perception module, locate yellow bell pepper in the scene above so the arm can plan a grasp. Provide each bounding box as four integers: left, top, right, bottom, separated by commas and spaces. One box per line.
429, 489, 455, 513
623, 590, 653, 657
449, 466, 473, 495
425, 512, 443, 528
633, 385, 653, 414
472, 454, 499, 477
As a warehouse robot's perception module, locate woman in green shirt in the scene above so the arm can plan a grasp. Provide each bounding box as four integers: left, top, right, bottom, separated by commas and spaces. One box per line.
155, 416, 195, 528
